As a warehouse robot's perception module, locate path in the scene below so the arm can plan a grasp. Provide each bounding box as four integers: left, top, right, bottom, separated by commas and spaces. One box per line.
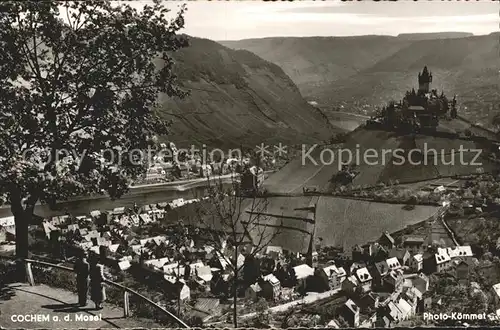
0, 283, 159, 328
239, 288, 341, 319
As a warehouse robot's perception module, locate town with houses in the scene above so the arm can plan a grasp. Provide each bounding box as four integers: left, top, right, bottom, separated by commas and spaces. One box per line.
1, 2, 500, 328
2, 179, 500, 328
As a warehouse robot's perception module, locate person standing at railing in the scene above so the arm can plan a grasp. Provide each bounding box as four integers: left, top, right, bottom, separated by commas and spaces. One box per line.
89, 252, 106, 310
74, 250, 90, 307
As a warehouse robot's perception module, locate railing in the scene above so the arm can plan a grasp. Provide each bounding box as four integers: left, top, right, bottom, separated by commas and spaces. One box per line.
21, 258, 189, 328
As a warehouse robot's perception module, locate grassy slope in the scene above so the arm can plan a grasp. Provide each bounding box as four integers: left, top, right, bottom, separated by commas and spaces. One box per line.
315, 196, 439, 251
239, 195, 438, 253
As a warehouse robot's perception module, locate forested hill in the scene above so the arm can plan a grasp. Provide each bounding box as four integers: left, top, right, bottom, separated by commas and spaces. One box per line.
155, 37, 338, 149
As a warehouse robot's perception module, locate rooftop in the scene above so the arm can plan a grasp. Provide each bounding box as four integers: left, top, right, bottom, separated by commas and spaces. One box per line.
446, 245, 473, 258
493, 283, 500, 297
356, 267, 372, 282
345, 299, 359, 314
386, 257, 401, 270
413, 254, 423, 262
435, 250, 451, 264
293, 264, 314, 280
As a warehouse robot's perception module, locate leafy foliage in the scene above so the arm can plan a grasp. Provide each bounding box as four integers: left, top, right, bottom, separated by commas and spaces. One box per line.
0, 1, 187, 256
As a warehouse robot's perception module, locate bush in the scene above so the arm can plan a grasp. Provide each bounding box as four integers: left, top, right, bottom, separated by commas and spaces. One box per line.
0, 259, 17, 287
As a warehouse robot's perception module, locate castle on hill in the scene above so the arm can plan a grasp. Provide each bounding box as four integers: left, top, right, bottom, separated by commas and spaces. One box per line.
369, 66, 458, 131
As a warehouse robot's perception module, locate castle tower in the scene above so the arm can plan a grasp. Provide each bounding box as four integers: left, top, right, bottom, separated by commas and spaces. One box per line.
418, 66, 432, 94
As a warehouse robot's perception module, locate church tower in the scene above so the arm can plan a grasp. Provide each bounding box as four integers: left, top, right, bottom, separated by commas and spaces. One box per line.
418, 66, 432, 94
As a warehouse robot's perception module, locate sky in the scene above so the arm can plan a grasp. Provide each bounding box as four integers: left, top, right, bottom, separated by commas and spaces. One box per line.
144, 0, 500, 40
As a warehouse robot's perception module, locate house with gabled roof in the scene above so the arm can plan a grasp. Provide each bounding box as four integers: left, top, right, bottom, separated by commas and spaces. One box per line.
195, 265, 213, 286
397, 298, 413, 320
265, 245, 283, 260
320, 265, 343, 290
118, 259, 131, 271
245, 283, 262, 301
341, 299, 360, 327
446, 245, 473, 259
385, 301, 403, 323
188, 298, 221, 323
383, 269, 404, 293
143, 257, 171, 270
371, 260, 389, 288
49, 216, 62, 227
78, 241, 93, 250
491, 283, 500, 306
357, 292, 379, 313
326, 319, 341, 328
113, 207, 126, 215
410, 253, 423, 272
292, 264, 314, 291
355, 267, 372, 293
42, 221, 57, 239
107, 244, 120, 254
139, 213, 153, 224
67, 224, 80, 232
379, 231, 395, 250
130, 215, 140, 226
388, 248, 411, 266
90, 210, 101, 218
260, 274, 281, 301
435, 248, 451, 273
293, 264, 314, 280
386, 257, 402, 271
403, 236, 425, 253
342, 275, 359, 295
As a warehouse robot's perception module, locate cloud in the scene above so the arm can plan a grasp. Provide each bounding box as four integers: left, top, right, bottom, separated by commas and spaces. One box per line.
95, 1, 500, 40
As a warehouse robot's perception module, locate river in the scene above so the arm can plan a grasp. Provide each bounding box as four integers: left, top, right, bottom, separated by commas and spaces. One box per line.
0, 177, 232, 219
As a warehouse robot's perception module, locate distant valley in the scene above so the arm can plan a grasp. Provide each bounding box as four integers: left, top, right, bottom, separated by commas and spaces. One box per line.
221, 33, 500, 129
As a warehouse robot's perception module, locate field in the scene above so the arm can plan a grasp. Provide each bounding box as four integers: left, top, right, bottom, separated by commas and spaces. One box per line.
434, 151, 496, 177
242, 196, 318, 254
262, 146, 337, 194
239, 195, 439, 253
263, 128, 400, 193
263, 119, 497, 194
314, 197, 439, 250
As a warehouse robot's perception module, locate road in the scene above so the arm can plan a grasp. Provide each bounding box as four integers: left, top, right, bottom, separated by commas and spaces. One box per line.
0, 174, 242, 219
239, 288, 341, 319
0, 171, 277, 219
0, 283, 160, 328
330, 111, 370, 119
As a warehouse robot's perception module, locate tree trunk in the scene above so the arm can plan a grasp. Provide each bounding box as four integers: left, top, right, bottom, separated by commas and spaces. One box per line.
233, 246, 238, 328
11, 203, 30, 260
14, 214, 29, 259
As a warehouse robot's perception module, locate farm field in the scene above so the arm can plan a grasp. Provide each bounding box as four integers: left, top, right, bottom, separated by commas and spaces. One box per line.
314, 197, 440, 250
434, 151, 496, 177
263, 128, 400, 193
263, 124, 496, 194
414, 134, 476, 153
243, 196, 318, 254
262, 145, 340, 194
439, 118, 470, 133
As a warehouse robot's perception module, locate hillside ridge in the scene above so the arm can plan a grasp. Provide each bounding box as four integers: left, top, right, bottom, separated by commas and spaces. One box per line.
156, 36, 339, 148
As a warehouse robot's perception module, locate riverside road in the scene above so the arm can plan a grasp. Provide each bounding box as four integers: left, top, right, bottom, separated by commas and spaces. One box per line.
0, 174, 241, 219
